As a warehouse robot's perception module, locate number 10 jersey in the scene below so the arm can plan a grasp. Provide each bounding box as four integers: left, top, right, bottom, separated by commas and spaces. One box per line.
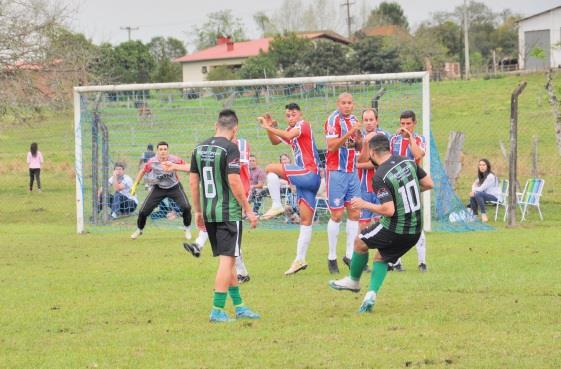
373, 155, 427, 235
190, 136, 242, 222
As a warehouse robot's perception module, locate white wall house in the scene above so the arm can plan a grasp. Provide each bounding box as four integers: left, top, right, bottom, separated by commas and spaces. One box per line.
518, 6, 561, 70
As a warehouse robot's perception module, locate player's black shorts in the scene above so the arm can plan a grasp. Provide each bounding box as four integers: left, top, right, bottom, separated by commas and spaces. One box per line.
358, 222, 421, 264
205, 221, 242, 257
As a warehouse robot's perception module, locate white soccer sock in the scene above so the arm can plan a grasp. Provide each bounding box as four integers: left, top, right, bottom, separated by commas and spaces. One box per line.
416, 231, 426, 264
345, 220, 359, 259
296, 225, 313, 261
195, 230, 208, 249
266, 172, 282, 208
235, 250, 249, 276
327, 219, 341, 260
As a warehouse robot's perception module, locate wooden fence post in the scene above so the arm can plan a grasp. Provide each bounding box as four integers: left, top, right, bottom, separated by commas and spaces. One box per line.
508, 81, 527, 227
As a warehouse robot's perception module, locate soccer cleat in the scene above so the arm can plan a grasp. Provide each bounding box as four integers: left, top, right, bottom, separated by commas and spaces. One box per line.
328, 276, 360, 293
359, 291, 377, 313
418, 263, 428, 272
328, 259, 340, 274
284, 260, 308, 275
183, 243, 201, 258
130, 228, 143, 240
260, 206, 285, 220
111, 212, 118, 219
235, 306, 261, 320
237, 274, 251, 284
393, 262, 405, 272
342, 256, 351, 269
184, 227, 192, 240
209, 308, 231, 323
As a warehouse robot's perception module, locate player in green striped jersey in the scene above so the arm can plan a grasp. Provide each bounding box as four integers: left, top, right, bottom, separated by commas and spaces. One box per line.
164, 109, 259, 322
329, 135, 433, 313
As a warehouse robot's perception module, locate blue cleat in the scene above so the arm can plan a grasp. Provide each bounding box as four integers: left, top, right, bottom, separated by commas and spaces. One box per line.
359, 291, 377, 313
235, 305, 261, 320
209, 308, 231, 323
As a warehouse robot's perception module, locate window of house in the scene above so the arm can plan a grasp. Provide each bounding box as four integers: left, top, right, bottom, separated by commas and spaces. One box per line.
201, 66, 208, 74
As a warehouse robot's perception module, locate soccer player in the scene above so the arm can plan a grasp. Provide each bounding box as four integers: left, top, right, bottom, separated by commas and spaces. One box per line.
258, 103, 321, 275
129, 142, 192, 240
328, 134, 434, 313
184, 135, 253, 284
357, 108, 390, 230
324, 93, 362, 274
189, 109, 259, 322
389, 110, 428, 272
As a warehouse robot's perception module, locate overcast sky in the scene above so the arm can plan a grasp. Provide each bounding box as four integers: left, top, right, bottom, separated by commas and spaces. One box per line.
66, 0, 560, 49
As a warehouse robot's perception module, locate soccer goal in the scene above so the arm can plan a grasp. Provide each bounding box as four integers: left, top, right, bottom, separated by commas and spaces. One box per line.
73, 72, 431, 234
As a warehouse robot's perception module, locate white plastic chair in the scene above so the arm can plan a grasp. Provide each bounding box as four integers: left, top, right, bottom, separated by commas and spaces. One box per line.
312, 196, 330, 221
517, 179, 545, 221
488, 179, 509, 221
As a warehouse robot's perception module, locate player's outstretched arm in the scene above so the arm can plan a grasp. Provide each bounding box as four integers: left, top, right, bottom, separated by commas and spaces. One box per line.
351, 197, 395, 217
162, 161, 190, 172
228, 173, 258, 228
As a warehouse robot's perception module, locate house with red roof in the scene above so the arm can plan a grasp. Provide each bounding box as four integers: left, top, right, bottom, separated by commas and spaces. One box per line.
174, 31, 349, 82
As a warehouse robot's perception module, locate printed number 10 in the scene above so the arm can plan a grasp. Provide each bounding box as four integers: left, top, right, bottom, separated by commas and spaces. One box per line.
398, 180, 420, 214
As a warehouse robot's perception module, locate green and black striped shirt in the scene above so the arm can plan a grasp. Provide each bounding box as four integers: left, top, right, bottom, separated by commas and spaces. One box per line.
373, 155, 427, 235
190, 137, 242, 222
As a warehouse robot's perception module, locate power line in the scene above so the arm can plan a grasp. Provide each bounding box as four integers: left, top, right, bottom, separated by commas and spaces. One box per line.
120, 26, 140, 41
340, 0, 355, 39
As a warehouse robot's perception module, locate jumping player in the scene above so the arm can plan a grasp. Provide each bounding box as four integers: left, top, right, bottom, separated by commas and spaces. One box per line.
389, 110, 428, 272
183, 109, 259, 322
329, 134, 434, 313
324, 93, 362, 274
258, 103, 321, 275
130, 141, 192, 240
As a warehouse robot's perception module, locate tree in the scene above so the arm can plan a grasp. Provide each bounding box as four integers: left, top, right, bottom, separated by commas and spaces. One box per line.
239, 52, 277, 79
268, 33, 312, 77
302, 40, 353, 76
253, 12, 278, 37
265, 0, 344, 34
206, 66, 239, 81
148, 37, 186, 82
352, 36, 400, 73
366, 2, 409, 29
111, 41, 155, 84
193, 10, 246, 50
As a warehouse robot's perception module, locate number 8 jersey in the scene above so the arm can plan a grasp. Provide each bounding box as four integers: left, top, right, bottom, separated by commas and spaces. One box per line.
190, 137, 242, 222
373, 155, 427, 235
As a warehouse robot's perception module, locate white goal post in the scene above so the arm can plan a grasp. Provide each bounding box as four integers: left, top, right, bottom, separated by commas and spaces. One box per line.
73, 72, 431, 234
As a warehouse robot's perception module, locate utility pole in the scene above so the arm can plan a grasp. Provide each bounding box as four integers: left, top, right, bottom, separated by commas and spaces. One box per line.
463, 0, 470, 79
120, 26, 139, 41
341, 0, 355, 39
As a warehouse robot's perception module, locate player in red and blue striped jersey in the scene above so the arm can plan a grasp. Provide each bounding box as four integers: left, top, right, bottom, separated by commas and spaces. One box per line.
324, 93, 362, 274
389, 110, 428, 272
258, 103, 321, 275
357, 108, 390, 230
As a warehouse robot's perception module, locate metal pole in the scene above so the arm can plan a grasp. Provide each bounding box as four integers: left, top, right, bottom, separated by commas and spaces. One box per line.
463, 0, 470, 79
74, 90, 85, 233
422, 73, 432, 232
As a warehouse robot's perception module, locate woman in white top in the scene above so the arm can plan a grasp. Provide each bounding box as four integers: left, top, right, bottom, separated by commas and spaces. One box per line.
469, 159, 499, 222
27, 142, 43, 192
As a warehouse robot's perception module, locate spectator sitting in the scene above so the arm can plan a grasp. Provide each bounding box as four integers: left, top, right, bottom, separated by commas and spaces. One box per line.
99, 162, 138, 219
248, 154, 267, 214
469, 158, 499, 222
150, 197, 182, 221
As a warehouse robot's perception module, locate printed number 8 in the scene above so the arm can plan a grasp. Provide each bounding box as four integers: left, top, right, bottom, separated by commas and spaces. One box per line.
202, 167, 216, 198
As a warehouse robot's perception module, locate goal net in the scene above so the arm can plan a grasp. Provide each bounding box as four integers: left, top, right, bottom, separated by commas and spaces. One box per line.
73, 72, 488, 234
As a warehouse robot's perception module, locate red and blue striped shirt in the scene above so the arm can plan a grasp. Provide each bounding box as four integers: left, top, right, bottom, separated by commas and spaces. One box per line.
281, 120, 320, 174
324, 110, 360, 172
389, 133, 426, 165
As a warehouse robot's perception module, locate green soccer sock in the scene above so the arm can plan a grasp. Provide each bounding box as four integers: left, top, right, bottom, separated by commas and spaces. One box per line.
350, 251, 369, 281
370, 261, 389, 293
213, 291, 228, 309
228, 286, 243, 307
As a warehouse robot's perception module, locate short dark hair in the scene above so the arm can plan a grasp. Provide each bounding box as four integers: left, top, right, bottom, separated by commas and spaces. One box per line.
147, 144, 153, 151
157, 141, 168, 149
285, 102, 301, 111
368, 134, 390, 154
114, 162, 126, 169
400, 110, 416, 121
217, 109, 238, 129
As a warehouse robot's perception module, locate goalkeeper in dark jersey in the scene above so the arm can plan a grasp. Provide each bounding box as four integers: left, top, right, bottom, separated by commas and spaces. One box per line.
328, 135, 433, 313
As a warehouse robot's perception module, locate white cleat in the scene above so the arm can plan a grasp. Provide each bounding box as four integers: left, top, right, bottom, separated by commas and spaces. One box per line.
184, 227, 192, 240
284, 260, 308, 275
359, 291, 377, 313
328, 276, 361, 293
130, 228, 143, 240
260, 206, 285, 220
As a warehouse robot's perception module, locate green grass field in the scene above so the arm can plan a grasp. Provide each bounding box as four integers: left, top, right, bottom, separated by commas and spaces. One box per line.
1, 73, 561, 368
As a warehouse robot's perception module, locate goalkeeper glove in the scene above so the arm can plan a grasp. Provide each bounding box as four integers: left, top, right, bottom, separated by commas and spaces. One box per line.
130, 182, 138, 196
